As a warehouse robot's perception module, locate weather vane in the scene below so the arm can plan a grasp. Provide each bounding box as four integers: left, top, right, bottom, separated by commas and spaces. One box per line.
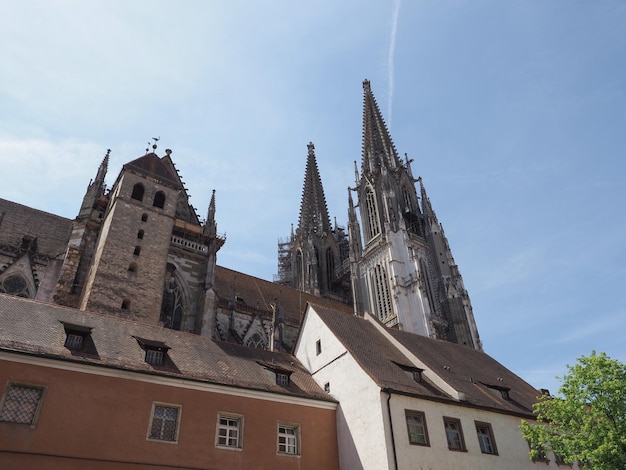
146, 136, 160, 153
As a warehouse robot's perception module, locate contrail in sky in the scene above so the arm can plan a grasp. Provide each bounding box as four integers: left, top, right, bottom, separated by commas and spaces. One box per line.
388, 0, 401, 128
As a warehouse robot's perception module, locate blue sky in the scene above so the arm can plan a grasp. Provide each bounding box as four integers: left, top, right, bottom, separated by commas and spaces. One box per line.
1, 1, 624, 393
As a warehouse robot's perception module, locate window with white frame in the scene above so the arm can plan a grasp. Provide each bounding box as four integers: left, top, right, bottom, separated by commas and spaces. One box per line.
277, 424, 299, 455
475, 421, 498, 455
148, 404, 180, 442
0, 383, 44, 425
443, 417, 466, 451
405, 410, 429, 446
216, 415, 242, 449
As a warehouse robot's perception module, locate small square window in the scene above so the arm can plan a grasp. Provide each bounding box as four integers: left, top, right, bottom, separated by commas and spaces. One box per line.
278, 424, 299, 455
146, 349, 164, 365
148, 404, 180, 442
475, 421, 498, 455
443, 417, 466, 451
65, 333, 84, 350
216, 415, 242, 449
405, 410, 429, 446
0, 383, 45, 425
276, 372, 289, 386
315, 339, 322, 355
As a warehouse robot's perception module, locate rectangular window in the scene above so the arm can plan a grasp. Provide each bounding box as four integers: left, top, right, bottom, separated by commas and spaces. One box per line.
217, 415, 242, 449
0, 384, 44, 425
65, 333, 84, 350
405, 410, 429, 446
276, 372, 289, 386
148, 404, 180, 442
145, 349, 164, 365
443, 417, 466, 451
475, 421, 498, 455
278, 424, 299, 455
315, 339, 322, 356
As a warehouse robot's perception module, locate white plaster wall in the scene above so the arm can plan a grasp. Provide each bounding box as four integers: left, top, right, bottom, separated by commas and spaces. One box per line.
390, 394, 579, 470
295, 306, 392, 470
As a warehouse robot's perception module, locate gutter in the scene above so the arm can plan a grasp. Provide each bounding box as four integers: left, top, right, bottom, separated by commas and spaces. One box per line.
383, 388, 399, 470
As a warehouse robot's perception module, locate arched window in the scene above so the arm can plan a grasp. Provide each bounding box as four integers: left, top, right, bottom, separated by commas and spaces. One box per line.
137, 230, 144, 239
365, 188, 380, 241
402, 186, 412, 212
373, 264, 392, 320
247, 333, 265, 349
134, 246, 141, 256
160, 268, 184, 331
121, 299, 131, 310
128, 262, 138, 273
131, 183, 145, 201
153, 191, 165, 209
0, 274, 30, 298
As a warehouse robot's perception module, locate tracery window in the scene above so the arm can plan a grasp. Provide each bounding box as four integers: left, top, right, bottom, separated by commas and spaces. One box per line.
0, 275, 30, 298
246, 333, 265, 349
160, 271, 184, 331
365, 188, 380, 241
373, 264, 392, 320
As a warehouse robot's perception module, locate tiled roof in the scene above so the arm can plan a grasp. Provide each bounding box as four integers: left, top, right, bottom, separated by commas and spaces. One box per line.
0, 293, 335, 403
0, 198, 73, 258
214, 265, 353, 325
123, 153, 183, 189
310, 303, 540, 418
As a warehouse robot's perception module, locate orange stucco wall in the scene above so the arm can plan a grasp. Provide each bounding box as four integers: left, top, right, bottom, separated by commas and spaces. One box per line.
0, 357, 338, 470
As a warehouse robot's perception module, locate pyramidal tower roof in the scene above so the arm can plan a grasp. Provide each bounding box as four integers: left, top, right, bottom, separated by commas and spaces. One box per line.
297, 142, 331, 235
361, 79, 403, 175
124, 152, 183, 190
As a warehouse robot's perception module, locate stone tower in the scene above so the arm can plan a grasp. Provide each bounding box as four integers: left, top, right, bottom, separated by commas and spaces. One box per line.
276, 143, 350, 303
78, 150, 183, 322
349, 80, 481, 350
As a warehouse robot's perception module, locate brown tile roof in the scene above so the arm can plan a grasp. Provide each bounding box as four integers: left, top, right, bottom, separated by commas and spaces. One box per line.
123, 153, 183, 190
214, 265, 353, 325
0, 293, 335, 404
310, 303, 540, 418
0, 198, 73, 258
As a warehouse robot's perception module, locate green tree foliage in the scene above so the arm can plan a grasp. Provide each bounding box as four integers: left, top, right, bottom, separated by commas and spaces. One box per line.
520, 352, 626, 469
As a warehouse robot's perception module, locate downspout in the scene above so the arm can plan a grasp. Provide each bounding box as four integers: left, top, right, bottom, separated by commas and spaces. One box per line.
384, 389, 398, 470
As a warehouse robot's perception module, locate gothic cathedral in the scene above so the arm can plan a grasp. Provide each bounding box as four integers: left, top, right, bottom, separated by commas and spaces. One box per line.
0, 80, 481, 351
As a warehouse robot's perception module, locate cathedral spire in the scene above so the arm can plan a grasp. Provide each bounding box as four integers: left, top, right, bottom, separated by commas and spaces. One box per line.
297, 142, 332, 236
361, 79, 402, 176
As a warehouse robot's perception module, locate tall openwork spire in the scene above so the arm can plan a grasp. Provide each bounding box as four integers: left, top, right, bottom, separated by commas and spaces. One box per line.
361, 79, 403, 176
297, 142, 332, 236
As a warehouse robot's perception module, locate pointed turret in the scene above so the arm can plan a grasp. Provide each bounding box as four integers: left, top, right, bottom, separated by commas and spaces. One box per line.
78, 150, 109, 219
297, 142, 332, 236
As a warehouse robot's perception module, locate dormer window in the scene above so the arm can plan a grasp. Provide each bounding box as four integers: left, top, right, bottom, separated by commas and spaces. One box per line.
394, 362, 424, 383
480, 382, 511, 400
135, 337, 170, 366
61, 322, 96, 355
259, 361, 293, 386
